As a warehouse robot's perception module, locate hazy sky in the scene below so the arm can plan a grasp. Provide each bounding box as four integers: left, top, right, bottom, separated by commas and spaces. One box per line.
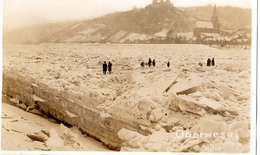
3, 0, 253, 32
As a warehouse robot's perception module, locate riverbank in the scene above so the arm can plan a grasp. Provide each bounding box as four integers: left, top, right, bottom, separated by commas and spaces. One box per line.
2, 96, 111, 151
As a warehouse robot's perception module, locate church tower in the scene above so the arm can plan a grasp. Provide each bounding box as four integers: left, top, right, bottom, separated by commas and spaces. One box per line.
211, 4, 220, 32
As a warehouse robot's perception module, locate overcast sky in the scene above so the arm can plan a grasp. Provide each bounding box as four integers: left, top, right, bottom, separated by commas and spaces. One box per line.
3, 0, 253, 32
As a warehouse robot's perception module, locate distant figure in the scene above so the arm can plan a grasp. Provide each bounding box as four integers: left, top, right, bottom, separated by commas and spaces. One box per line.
152, 59, 156, 67
108, 61, 112, 74
102, 61, 107, 74
167, 61, 170, 67
212, 58, 215, 66
140, 61, 145, 67
198, 62, 203, 66
207, 58, 211, 66
148, 58, 152, 67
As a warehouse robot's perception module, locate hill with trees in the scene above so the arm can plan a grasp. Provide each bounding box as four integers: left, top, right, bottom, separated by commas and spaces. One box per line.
3, 4, 251, 44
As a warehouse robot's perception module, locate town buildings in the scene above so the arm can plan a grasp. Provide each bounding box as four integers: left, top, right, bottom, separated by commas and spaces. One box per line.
193, 5, 220, 38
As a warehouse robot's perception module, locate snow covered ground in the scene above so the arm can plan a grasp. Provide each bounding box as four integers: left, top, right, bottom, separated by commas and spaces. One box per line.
2, 97, 111, 151
2, 43, 252, 152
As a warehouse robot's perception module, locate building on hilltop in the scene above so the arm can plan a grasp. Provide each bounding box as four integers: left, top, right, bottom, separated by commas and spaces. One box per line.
193, 4, 220, 38
149, 0, 174, 9
152, 0, 171, 5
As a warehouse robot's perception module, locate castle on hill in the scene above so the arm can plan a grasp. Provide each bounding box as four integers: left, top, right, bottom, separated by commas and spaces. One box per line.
152, 0, 171, 5
152, 0, 173, 6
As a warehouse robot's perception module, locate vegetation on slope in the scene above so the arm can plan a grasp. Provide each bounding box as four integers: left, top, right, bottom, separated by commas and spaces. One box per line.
3, 4, 251, 44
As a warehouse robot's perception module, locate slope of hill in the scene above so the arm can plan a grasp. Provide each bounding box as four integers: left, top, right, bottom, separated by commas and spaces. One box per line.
3, 4, 251, 44
3, 21, 78, 44
187, 5, 251, 29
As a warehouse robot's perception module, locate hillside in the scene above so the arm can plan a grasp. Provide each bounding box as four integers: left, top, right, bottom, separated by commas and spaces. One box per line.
187, 5, 252, 29
3, 4, 251, 44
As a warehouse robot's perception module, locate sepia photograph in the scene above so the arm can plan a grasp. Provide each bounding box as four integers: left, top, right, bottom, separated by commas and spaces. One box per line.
1, 0, 257, 154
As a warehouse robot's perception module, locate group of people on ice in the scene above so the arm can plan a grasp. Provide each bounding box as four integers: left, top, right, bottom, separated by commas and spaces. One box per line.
207, 58, 215, 66
147, 58, 156, 67
102, 61, 112, 74
140, 58, 171, 68
140, 58, 155, 67
102, 57, 215, 75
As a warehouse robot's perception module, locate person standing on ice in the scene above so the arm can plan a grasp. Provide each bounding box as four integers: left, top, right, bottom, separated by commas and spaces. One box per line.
148, 58, 152, 67
140, 61, 145, 67
108, 61, 112, 74
212, 58, 215, 66
102, 61, 108, 74
167, 61, 170, 67
152, 59, 156, 67
207, 58, 211, 66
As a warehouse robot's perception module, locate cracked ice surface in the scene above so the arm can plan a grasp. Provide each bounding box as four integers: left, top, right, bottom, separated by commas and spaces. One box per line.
3, 43, 252, 152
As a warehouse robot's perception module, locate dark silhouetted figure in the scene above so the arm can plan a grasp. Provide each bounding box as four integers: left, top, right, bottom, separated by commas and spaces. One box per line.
167, 61, 170, 67
140, 61, 144, 67
108, 61, 112, 74
148, 58, 152, 67
212, 58, 215, 66
152, 59, 156, 67
207, 58, 211, 66
102, 61, 107, 74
